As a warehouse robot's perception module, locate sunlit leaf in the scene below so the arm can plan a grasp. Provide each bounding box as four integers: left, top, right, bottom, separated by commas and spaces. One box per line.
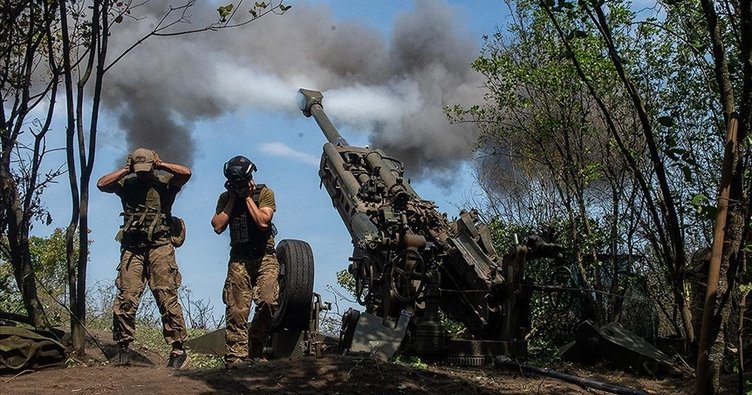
217, 4, 234, 19
691, 193, 708, 206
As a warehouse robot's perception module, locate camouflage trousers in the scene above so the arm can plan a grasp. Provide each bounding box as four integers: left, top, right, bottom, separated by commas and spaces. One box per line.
112, 243, 187, 346
223, 253, 279, 361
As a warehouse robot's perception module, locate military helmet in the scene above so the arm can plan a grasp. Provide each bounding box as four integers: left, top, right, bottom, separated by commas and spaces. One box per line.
223, 155, 257, 182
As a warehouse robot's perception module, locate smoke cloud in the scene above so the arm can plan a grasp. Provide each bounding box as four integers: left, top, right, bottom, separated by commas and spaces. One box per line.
103, 0, 484, 185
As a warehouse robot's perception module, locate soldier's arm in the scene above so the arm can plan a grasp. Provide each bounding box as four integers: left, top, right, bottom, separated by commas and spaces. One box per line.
156, 160, 192, 188
211, 193, 235, 234
246, 202, 274, 232
245, 182, 274, 231
96, 167, 128, 193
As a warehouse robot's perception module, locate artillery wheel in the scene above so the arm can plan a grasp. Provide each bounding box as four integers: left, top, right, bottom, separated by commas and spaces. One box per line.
549, 265, 575, 312
272, 239, 315, 331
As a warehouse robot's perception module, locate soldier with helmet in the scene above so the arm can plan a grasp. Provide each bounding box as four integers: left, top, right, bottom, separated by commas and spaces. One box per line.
97, 147, 191, 369
211, 155, 278, 368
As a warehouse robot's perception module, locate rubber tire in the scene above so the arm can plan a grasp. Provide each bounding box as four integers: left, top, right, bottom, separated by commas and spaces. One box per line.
271, 239, 315, 331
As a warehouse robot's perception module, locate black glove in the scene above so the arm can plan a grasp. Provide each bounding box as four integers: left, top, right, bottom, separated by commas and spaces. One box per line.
225, 180, 249, 198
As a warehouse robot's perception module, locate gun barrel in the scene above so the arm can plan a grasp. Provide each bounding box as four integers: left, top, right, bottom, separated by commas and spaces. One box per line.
298, 88, 348, 146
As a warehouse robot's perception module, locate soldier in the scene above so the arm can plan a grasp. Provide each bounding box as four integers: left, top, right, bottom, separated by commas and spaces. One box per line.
97, 147, 190, 369
211, 155, 278, 368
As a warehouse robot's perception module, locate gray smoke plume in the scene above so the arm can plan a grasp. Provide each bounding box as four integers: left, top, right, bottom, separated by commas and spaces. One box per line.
103, 0, 485, 185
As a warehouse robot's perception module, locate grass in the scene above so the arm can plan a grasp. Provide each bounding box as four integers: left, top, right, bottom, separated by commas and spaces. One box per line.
393, 355, 429, 369
133, 324, 225, 369
83, 316, 224, 369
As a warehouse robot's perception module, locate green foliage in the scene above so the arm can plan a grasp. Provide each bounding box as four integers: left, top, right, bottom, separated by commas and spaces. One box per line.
393, 355, 428, 369
29, 228, 73, 297
0, 228, 77, 322
217, 4, 234, 22
0, 255, 21, 313
188, 350, 224, 369
131, 321, 223, 369
454, 0, 724, 235
690, 193, 717, 222
335, 268, 356, 298
486, 219, 535, 253
527, 335, 564, 365
447, 1, 741, 364
438, 310, 466, 338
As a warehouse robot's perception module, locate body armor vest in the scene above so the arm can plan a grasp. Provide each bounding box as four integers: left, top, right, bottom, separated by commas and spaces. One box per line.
117, 175, 175, 248
229, 184, 277, 258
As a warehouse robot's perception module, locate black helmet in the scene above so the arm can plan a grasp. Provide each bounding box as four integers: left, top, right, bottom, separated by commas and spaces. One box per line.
223, 155, 257, 182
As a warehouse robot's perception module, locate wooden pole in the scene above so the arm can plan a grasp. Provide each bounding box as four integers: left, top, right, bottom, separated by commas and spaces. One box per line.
694, 115, 738, 394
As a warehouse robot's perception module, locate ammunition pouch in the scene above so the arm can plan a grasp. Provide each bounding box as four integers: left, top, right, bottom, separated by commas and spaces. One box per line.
169, 216, 186, 248
117, 205, 170, 247
229, 218, 277, 259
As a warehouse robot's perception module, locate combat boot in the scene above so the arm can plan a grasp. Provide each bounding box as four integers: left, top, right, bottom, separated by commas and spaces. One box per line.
249, 341, 268, 362
117, 343, 131, 366
167, 343, 190, 369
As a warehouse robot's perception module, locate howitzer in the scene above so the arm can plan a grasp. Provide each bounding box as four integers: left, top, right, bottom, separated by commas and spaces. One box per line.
298, 88, 558, 361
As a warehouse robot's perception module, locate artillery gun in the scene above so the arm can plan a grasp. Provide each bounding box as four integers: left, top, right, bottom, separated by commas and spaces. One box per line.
298, 89, 559, 363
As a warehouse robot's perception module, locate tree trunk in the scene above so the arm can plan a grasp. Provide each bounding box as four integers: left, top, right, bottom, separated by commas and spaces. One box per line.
1, 168, 47, 327
694, 115, 744, 394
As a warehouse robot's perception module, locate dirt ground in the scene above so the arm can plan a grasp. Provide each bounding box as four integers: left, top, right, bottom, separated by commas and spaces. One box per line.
0, 356, 701, 395
0, 341, 713, 395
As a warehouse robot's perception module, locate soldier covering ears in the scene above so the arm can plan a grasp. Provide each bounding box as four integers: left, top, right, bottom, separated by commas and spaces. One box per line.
211, 155, 279, 368
97, 147, 191, 369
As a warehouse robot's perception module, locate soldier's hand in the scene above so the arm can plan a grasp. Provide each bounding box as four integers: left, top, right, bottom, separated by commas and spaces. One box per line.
152, 150, 162, 169
249, 179, 256, 193
239, 182, 251, 198
125, 154, 133, 173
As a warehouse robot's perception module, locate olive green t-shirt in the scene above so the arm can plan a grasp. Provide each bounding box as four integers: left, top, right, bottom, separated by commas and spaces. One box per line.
215, 186, 276, 259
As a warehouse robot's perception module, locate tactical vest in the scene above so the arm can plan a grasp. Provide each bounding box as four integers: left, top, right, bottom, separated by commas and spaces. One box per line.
117, 175, 175, 248
229, 184, 277, 258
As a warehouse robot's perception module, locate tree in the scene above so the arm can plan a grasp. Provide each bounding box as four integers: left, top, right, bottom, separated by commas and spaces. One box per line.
1, 228, 77, 322
448, 1, 680, 332
538, 2, 751, 392
535, 0, 702, 355
1, 0, 65, 328
453, 2, 751, 390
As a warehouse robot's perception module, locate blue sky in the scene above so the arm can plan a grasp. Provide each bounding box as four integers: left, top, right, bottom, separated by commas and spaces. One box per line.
33, 0, 511, 324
